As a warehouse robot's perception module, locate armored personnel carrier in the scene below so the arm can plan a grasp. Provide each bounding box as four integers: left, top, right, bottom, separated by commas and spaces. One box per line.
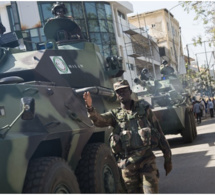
0, 5, 124, 193
132, 67, 197, 143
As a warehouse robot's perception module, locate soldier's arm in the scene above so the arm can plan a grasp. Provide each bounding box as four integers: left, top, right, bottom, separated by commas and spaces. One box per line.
147, 108, 172, 161
83, 91, 116, 127
87, 107, 116, 127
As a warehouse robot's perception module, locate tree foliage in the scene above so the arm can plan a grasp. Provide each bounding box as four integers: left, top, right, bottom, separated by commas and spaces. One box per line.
180, 63, 215, 97
181, 1, 215, 46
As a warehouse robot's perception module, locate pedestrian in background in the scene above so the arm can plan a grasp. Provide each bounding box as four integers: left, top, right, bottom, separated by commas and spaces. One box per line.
200, 98, 205, 118
193, 100, 201, 124
212, 98, 215, 110
208, 99, 214, 118
203, 98, 208, 114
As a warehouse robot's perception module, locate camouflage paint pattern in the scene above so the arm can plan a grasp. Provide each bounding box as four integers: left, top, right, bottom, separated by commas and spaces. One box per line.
133, 73, 196, 139
0, 18, 122, 193
87, 99, 172, 193
121, 156, 159, 193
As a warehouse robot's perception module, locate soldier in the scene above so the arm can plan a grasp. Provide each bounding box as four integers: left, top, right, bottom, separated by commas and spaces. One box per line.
51, 2, 70, 19
50, 2, 83, 40
83, 79, 172, 193
160, 60, 176, 79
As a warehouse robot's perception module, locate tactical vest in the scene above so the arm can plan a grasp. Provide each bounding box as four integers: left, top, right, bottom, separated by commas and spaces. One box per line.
109, 100, 160, 156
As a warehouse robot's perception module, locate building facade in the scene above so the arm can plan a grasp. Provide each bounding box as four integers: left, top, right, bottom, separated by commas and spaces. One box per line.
128, 9, 186, 75
121, 20, 161, 80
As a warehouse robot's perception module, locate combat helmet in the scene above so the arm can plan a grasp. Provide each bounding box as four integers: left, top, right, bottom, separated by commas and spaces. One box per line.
140, 68, 150, 81
162, 60, 168, 65
52, 2, 67, 16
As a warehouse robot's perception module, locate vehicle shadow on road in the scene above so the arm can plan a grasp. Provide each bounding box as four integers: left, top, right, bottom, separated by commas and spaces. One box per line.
166, 131, 215, 149
157, 150, 215, 193
156, 116, 215, 193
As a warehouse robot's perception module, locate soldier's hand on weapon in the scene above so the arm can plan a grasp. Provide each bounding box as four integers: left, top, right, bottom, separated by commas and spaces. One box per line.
164, 160, 172, 176
83, 91, 92, 108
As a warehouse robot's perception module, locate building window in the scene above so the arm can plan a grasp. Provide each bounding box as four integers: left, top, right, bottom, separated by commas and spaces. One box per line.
6, 1, 118, 56
159, 47, 166, 57
84, 2, 117, 58
167, 22, 169, 31
172, 27, 175, 36
38, 3, 53, 26
7, 4, 20, 32
8, 1, 117, 56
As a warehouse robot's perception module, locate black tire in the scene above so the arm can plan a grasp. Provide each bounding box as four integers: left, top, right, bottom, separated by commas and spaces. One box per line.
23, 157, 80, 193
182, 109, 194, 143
75, 143, 120, 193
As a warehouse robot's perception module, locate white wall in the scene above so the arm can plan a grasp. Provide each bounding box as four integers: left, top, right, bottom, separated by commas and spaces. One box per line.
110, 1, 138, 87
17, 1, 41, 30
0, 1, 11, 33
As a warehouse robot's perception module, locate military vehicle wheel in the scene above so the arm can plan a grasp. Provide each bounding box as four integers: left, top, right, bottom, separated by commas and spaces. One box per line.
182, 109, 194, 143
23, 157, 80, 193
75, 143, 120, 193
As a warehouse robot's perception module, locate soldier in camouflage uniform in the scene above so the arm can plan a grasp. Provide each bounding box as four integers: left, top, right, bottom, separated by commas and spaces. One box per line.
83, 80, 172, 193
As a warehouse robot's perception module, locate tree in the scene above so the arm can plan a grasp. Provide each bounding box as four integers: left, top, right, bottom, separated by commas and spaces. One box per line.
181, 1, 215, 46
179, 61, 215, 97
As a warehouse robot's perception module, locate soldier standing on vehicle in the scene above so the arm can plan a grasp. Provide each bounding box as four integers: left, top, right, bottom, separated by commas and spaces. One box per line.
83, 79, 172, 193
160, 60, 176, 79
50, 2, 82, 40
51, 2, 70, 19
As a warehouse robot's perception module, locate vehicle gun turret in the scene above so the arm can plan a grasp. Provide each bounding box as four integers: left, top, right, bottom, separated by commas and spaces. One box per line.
132, 67, 197, 143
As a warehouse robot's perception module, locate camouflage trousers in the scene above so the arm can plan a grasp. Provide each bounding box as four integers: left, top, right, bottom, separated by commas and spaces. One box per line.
119, 156, 159, 193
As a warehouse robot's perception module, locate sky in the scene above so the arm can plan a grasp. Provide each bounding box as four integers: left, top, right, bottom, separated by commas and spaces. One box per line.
127, 1, 214, 68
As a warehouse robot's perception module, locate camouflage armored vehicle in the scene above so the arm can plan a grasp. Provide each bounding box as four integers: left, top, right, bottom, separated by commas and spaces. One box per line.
132, 67, 197, 143
0, 6, 124, 193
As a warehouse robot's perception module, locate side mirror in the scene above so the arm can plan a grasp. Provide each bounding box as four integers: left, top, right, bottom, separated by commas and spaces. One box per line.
21, 97, 35, 120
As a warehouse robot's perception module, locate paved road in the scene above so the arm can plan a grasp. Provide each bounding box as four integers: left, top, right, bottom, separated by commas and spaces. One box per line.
155, 116, 215, 193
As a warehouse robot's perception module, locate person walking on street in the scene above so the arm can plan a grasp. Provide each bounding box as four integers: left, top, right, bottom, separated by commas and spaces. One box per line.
208, 99, 214, 118
83, 80, 172, 193
212, 98, 215, 111
203, 98, 208, 114
200, 98, 205, 118
193, 100, 201, 124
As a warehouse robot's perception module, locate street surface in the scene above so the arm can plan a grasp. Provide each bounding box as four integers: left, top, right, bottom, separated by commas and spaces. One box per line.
155, 115, 215, 193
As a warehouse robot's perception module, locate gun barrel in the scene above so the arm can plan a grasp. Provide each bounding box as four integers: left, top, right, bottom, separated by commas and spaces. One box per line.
75, 86, 115, 98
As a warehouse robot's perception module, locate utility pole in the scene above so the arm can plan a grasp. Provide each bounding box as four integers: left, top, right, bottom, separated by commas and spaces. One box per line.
167, 3, 183, 73
186, 44, 191, 68
195, 53, 200, 72
204, 41, 212, 97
